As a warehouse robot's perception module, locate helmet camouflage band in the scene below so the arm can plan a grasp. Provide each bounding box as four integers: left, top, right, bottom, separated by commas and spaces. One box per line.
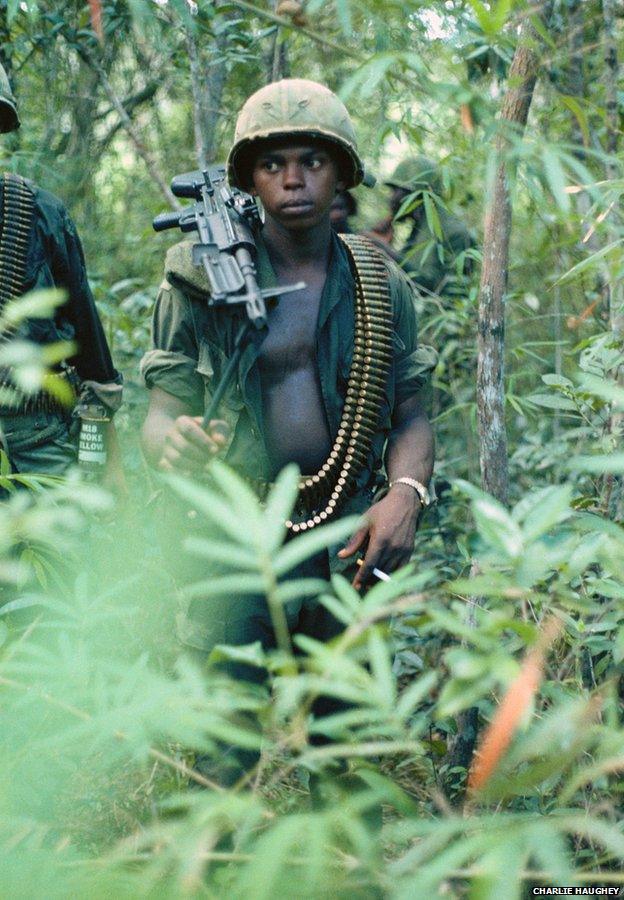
227, 78, 364, 190
385, 156, 442, 195
0, 62, 20, 133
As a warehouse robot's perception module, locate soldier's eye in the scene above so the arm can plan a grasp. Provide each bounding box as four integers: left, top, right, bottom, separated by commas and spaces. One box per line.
261, 159, 280, 172
306, 157, 323, 170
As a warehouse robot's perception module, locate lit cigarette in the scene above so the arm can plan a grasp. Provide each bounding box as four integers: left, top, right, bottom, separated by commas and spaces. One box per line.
356, 559, 391, 582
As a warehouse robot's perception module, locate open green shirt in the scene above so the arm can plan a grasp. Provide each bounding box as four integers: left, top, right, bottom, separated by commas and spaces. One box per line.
141, 231, 436, 491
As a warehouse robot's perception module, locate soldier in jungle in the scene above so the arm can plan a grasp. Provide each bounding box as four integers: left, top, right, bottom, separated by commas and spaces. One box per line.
366, 156, 474, 296
0, 64, 123, 483
141, 79, 436, 784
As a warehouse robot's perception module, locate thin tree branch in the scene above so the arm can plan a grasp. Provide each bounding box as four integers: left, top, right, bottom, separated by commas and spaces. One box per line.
72, 41, 180, 210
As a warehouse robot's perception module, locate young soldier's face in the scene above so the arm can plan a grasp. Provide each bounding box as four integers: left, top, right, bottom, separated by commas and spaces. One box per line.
251, 141, 345, 230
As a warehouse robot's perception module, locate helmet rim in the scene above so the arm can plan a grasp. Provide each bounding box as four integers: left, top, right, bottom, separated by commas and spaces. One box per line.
227, 128, 363, 191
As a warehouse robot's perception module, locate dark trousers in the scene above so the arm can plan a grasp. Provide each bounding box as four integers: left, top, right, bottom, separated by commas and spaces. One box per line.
186, 548, 353, 786
156, 484, 369, 787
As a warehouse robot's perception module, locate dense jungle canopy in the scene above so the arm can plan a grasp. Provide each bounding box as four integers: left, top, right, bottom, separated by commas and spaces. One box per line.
0, 0, 623, 897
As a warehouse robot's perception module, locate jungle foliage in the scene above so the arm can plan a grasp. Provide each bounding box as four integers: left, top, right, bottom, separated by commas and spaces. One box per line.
0, 0, 623, 897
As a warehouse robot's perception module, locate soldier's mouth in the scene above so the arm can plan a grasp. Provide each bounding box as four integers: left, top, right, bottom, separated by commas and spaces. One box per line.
280, 200, 314, 212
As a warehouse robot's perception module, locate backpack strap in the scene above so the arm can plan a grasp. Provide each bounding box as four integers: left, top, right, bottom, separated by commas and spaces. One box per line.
287, 235, 393, 533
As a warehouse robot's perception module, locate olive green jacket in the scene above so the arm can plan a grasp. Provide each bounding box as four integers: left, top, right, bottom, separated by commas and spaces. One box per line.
141, 231, 436, 491
401, 207, 474, 295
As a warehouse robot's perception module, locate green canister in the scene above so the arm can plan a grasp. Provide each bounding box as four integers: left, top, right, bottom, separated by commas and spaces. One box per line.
78, 405, 109, 472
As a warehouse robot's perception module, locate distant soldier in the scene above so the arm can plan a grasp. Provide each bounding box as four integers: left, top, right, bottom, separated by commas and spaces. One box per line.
0, 63, 122, 481
329, 189, 357, 234
367, 156, 474, 295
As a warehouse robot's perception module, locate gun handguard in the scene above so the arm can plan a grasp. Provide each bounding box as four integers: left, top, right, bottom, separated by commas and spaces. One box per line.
153, 165, 303, 329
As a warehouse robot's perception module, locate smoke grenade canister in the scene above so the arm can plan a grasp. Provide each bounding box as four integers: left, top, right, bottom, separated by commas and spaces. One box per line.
78, 404, 109, 471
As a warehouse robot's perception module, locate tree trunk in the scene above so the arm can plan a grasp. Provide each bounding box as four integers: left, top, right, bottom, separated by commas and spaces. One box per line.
266, 1, 290, 84
186, 7, 231, 169
477, 5, 552, 504
601, 0, 624, 519
445, 1, 554, 800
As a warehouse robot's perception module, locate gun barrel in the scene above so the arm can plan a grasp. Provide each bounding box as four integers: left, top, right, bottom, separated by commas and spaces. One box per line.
153, 211, 182, 232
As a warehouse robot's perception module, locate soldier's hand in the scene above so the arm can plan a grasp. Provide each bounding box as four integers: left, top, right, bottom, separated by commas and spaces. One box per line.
158, 416, 229, 474
338, 485, 421, 590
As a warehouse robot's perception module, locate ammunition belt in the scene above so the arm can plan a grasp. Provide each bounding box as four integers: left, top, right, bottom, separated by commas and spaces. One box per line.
0, 173, 67, 414
286, 235, 393, 534
0, 173, 34, 331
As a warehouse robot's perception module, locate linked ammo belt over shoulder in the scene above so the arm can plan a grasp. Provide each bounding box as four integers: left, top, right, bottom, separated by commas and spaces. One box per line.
284, 235, 393, 535
0, 173, 34, 333
0, 175, 73, 415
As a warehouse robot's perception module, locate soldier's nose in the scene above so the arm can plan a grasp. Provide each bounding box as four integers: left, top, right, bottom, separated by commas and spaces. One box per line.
283, 164, 305, 187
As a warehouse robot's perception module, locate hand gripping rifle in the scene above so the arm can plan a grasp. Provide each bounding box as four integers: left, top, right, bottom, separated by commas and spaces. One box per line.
153, 166, 304, 427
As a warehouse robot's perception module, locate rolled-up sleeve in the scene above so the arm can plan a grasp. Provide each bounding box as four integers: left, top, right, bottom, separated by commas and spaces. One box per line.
140, 281, 204, 410
388, 263, 438, 407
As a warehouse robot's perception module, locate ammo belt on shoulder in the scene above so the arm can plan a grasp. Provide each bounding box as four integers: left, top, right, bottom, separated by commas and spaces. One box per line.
0, 173, 73, 415
283, 234, 393, 534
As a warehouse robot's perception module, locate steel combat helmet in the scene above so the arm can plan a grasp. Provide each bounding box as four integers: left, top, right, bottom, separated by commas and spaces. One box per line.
227, 79, 364, 190
0, 62, 20, 133
386, 156, 442, 195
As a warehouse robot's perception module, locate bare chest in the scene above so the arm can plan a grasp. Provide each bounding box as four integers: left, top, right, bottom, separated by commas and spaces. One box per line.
258, 285, 323, 375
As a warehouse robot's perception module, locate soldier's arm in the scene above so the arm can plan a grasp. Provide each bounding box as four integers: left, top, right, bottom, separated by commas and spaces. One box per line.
53, 203, 121, 390
141, 279, 228, 473
339, 396, 434, 588
141, 387, 227, 473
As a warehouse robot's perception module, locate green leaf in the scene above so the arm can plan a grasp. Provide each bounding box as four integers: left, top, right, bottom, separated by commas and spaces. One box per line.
526, 393, 578, 411
368, 630, 395, 708
541, 373, 573, 388
555, 239, 624, 285
262, 465, 300, 553
396, 671, 437, 719
473, 497, 524, 558
560, 95, 590, 147
183, 537, 259, 570
542, 147, 571, 214
520, 486, 572, 542
273, 516, 360, 576
164, 472, 250, 544
0, 450, 10, 477
578, 373, 624, 408
567, 453, 624, 473
6, 0, 20, 24
183, 573, 267, 599
423, 191, 443, 241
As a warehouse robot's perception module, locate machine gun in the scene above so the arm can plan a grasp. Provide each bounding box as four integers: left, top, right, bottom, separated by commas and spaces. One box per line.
153, 166, 304, 427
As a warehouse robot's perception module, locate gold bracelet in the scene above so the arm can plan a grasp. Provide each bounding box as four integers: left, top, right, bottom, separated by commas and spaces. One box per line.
388, 476, 431, 507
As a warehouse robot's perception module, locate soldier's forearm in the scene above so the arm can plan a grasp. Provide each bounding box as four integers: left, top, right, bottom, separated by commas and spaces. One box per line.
385, 406, 434, 488
141, 410, 174, 469
141, 387, 195, 469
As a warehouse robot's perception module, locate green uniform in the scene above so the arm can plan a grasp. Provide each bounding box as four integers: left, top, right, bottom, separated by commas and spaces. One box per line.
400, 207, 474, 295
384, 156, 474, 295
0, 180, 122, 474
142, 230, 435, 653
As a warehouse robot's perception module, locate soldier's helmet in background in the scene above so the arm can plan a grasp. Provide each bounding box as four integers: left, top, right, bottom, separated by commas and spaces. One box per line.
385, 156, 442, 195
227, 78, 364, 190
0, 62, 20, 133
